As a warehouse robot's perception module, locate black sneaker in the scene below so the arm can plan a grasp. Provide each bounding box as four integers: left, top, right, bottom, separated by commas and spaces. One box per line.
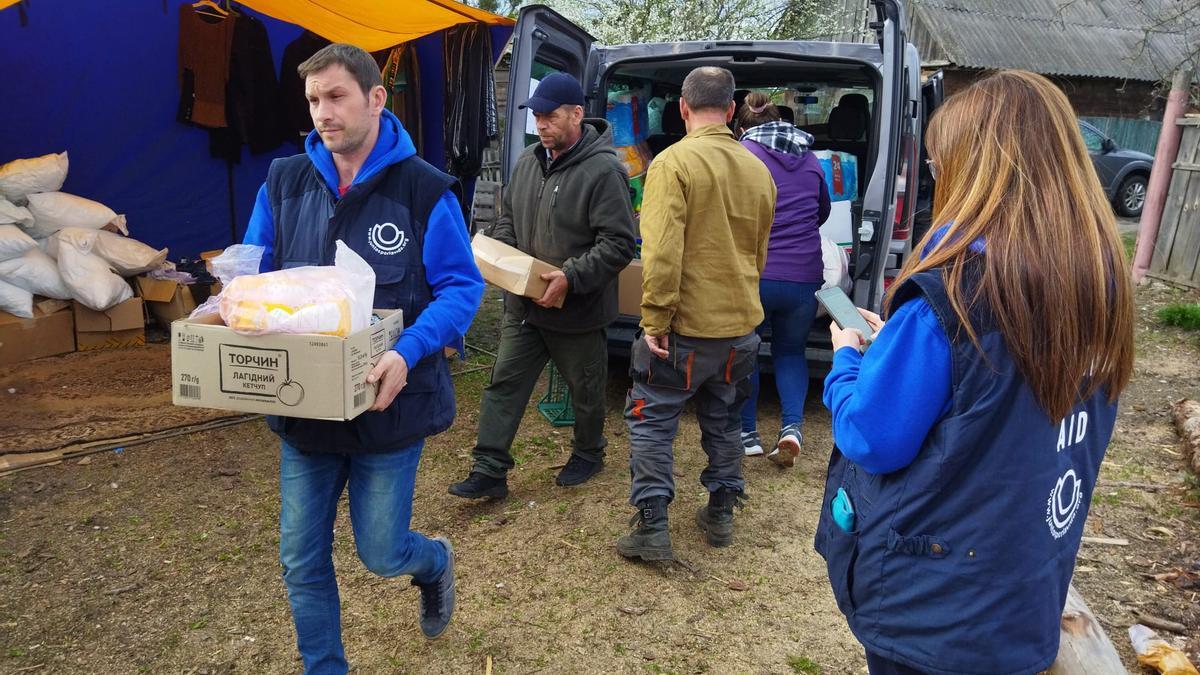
555, 455, 603, 486
448, 471, 508, 499
412, 537, 455, 639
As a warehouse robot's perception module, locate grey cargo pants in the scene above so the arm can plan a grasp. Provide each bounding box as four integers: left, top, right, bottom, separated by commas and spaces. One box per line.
624, 331, 760, 506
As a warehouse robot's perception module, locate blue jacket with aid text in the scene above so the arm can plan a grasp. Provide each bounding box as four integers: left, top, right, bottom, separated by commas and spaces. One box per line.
816, 260, 1118, 674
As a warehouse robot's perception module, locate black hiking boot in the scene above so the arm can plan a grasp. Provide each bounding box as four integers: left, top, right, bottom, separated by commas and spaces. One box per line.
695, 488, 744, 548
617, 496, 673, 561
448, 471, 508, 499
555, 455, 603, 487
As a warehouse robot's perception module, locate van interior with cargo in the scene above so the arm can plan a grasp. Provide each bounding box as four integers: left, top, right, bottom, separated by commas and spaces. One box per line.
517, 57, 888, 367
523, 58, 881, 259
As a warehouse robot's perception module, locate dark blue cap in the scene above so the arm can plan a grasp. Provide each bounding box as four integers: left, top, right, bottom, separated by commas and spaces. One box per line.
519, 72, 585, 113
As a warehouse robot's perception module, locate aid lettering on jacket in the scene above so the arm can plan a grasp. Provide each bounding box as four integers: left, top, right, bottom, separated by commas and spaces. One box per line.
1056, 410, 1088, 452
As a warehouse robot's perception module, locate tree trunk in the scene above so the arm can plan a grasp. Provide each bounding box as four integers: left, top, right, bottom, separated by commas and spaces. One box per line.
1049, 584, 1127, 674
1173, 399, 1200, 476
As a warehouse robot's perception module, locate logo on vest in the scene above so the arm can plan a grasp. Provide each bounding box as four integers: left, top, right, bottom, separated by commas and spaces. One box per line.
368, 222, 409, 256
1045, 468, 1082, 539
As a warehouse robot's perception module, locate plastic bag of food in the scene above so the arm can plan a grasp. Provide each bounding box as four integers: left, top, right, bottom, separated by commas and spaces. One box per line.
217, 241, 375, 337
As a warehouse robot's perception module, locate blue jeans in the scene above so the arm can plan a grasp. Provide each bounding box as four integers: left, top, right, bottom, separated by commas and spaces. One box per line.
741, 279, 820, 432
279, 440, 448, 675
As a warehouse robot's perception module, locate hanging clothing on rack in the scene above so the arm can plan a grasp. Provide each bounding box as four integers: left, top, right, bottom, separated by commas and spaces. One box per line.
279, 31, 331, 142
209, 11, 285, 161
382, 44, 423, 157
177, 3, 236, 128
442, 22, 498, 180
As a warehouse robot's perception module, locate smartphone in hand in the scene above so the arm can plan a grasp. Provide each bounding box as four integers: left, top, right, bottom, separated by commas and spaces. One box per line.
815, 287, 875, 343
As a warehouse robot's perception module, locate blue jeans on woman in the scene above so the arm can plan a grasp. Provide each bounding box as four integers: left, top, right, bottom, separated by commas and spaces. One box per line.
279, 440, 448, 675
741, 279, 821, 432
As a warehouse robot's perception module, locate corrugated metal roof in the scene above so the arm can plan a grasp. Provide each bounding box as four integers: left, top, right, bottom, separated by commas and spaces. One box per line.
910, 0, 1194, 82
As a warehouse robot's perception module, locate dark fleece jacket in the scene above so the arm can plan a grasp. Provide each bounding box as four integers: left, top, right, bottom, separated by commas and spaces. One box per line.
489, 118, 637, 333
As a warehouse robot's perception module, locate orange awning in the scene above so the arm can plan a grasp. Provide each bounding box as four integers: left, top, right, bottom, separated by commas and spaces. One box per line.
236, 0, 514, 52
0, 1, 514, 51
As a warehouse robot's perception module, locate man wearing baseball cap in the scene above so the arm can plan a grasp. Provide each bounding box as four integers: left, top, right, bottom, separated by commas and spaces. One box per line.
450, 73, 636, 498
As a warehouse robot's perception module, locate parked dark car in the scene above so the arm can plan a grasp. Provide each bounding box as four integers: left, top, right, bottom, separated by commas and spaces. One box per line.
1079, 120, 1154, 218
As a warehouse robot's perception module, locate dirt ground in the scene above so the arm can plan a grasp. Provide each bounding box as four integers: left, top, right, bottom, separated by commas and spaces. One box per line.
0, 284, 1197, 675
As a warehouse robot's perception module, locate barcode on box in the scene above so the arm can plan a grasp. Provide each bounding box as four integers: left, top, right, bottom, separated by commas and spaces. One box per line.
179, 384, 202, 400
353, 392, 367, 407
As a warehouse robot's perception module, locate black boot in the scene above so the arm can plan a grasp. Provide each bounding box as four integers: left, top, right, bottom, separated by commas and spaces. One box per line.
448, 471, 508, 499
695, 488, 743, 548
617, 496, 672, 561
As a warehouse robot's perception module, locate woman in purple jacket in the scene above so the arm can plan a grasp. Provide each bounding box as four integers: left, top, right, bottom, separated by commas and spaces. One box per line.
736, 92, 830, 465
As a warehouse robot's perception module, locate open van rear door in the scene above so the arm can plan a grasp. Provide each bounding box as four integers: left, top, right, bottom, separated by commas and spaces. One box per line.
912, 70, 944, 244
852, 0, 908, 310
503, 5, 595, 183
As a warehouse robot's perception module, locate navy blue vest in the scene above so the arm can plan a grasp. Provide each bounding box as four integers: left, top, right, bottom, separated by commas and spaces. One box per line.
263, 153, 457, 454
815, 264, 1118, 674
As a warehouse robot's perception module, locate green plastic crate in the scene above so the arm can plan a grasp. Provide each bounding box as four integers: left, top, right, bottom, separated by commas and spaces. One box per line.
537, 362, 575, 427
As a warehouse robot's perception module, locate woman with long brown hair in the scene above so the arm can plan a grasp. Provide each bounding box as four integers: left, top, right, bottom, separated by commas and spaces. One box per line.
816, 70, 1134, 674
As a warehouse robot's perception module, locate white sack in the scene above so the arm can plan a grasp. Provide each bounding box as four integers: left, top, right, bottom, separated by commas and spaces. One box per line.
25, 191, 118, 239
0, 247, 72, 299
0, 152, 68, 203
0, 224, 37, 262
90, 230, 168, 276
0, 198, 35, 228
0, 277, 33, 318
54, 229, 132, 311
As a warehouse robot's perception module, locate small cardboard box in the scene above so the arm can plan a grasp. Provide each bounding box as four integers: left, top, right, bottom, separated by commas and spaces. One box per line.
471, 233, 562, 307
136, 276, 198, 329
0, 299, 75, 366
171, 310, 404, 421
73, 297, 145, 351
199, 249, 224, 275
618, 259, 643, 316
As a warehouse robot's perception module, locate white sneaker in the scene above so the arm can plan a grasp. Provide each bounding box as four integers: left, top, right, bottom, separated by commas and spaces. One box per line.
768, 424, 802, 467
741, 430, 764, 457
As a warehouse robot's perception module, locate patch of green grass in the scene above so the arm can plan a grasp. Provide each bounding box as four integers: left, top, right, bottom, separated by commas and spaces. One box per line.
1121, 232, 1137, 261
787, 655, 822, 674
7, 647, 25, 658
1157, 303, 1200, 331
1092, 492, 1121, 506
188, 618, 208, 630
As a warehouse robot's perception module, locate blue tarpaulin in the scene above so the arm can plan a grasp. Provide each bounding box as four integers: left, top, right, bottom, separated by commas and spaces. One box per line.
0, 1, 509, 259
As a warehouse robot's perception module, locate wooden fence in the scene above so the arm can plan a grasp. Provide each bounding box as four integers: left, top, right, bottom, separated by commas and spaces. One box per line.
1148, 117, 1200, 288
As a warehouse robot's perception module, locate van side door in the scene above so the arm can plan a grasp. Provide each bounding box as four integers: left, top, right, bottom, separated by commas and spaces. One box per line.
853, 0, 908, 311
502, 5, 596, 183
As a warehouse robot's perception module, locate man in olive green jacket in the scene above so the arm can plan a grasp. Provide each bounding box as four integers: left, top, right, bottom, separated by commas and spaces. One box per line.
450, 73, 636, 498
618, 67, 776, 561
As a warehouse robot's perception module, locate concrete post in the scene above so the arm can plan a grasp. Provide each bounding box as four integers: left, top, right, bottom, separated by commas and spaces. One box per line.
1132, 67, 1194, 282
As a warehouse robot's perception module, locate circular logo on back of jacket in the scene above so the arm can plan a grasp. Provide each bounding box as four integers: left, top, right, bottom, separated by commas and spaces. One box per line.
1045, 468, 1082, 539
369, 223, 409, 256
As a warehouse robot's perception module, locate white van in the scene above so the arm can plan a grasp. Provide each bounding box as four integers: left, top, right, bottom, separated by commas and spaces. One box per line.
501, 2, 943, 367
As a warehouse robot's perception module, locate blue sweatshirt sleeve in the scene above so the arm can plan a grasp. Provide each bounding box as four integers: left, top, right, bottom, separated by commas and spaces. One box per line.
242, 183, 277, 273
393, 191, 485, 367
822, 297, 953, 474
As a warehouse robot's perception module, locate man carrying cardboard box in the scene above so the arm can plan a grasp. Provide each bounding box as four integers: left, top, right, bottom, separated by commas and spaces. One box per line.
240, 44, 484, 672
617, 67, 776, 561
449, 73, 636, 498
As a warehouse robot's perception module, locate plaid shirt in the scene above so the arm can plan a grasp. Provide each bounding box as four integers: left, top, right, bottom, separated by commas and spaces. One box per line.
739, 121, 814, 157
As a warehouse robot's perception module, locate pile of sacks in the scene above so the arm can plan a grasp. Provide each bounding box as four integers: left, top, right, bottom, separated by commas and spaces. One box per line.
0, 152, 167, 318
